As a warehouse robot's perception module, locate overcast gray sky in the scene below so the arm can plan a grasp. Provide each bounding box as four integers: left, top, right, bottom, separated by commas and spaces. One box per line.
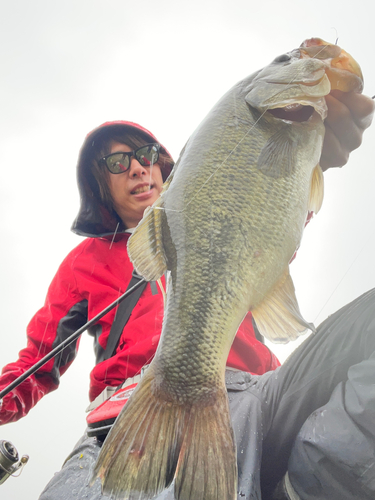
0, 1, 374, 498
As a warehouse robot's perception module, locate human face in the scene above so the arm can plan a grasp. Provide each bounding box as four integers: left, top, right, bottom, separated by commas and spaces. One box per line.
107, 141, 164, 228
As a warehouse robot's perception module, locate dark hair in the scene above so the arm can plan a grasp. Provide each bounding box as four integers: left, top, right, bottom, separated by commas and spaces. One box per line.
86, 126, 174, 213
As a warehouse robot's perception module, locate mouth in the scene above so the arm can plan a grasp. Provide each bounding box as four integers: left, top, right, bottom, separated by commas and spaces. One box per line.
268, 104, 315, 122
300, 38, 363, 93
131, 184, 153, 195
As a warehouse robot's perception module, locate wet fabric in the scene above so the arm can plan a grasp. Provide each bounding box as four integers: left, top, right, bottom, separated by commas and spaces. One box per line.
260, 287, 375, 498
288, 358, 375, 494
38, 288, 375, 500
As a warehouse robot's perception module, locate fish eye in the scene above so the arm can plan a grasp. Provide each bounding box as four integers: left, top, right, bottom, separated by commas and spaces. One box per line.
273, 53, 291, 63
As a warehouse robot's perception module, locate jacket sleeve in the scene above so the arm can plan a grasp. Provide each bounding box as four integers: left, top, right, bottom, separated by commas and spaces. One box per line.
0, 247, 88, 425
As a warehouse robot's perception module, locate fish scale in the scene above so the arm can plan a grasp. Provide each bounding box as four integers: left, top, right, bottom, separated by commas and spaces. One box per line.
93, 38, 364, 500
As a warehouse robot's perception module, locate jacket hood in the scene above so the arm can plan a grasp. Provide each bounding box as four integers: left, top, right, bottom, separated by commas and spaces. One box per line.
71, 121, 174, 238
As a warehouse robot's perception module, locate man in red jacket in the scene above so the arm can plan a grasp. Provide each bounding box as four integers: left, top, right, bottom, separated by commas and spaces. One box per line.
0, 90, 373, 500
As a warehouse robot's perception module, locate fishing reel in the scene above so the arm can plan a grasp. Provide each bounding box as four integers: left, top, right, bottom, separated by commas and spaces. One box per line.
0, 440, 28, 485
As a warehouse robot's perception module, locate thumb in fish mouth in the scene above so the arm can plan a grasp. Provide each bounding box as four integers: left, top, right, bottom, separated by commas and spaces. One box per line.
300, 37, 363, 93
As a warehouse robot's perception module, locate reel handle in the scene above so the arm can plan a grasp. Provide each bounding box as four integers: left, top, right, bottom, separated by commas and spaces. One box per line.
0, 440, 28, 485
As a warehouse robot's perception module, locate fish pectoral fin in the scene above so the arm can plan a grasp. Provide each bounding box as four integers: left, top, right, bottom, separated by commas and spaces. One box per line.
308, 164, 324, 214
252, 267, 315, 343
128, 196, 168, 281
92, 368, 237, 500
256, 127, 296, 178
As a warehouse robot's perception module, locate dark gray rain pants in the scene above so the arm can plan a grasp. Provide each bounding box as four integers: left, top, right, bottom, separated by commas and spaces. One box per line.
39, 288, 375, 500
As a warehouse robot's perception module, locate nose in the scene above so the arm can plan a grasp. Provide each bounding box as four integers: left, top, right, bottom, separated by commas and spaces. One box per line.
128, 157, 147, 178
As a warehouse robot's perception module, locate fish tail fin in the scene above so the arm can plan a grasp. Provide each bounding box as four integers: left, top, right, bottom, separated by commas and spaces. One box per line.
92, 369, 183, 499
175, 387, 237, 500
92, 370, 237, 500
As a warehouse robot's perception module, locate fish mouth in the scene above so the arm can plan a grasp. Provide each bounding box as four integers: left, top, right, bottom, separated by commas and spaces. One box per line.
267, 104, 315, 123
300, 38, 364, 93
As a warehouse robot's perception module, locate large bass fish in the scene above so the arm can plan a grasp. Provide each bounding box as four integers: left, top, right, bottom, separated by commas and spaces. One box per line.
93, 38, 363, 500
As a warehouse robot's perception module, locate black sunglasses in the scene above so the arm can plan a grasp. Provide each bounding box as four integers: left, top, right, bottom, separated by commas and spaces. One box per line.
99, 143, 160, 174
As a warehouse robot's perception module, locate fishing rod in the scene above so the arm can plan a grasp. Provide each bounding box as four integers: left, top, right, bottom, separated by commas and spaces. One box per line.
0, 276, 146, 485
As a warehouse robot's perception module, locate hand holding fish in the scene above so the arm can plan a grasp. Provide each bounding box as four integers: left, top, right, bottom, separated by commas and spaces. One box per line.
321, 90, 375, 170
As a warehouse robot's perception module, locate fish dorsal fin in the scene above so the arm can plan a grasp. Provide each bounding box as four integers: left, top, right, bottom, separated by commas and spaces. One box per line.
127, 196, 168, 282
308, 164, 324, 214
252, 267, 315, 343
257, 128, 296, 178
